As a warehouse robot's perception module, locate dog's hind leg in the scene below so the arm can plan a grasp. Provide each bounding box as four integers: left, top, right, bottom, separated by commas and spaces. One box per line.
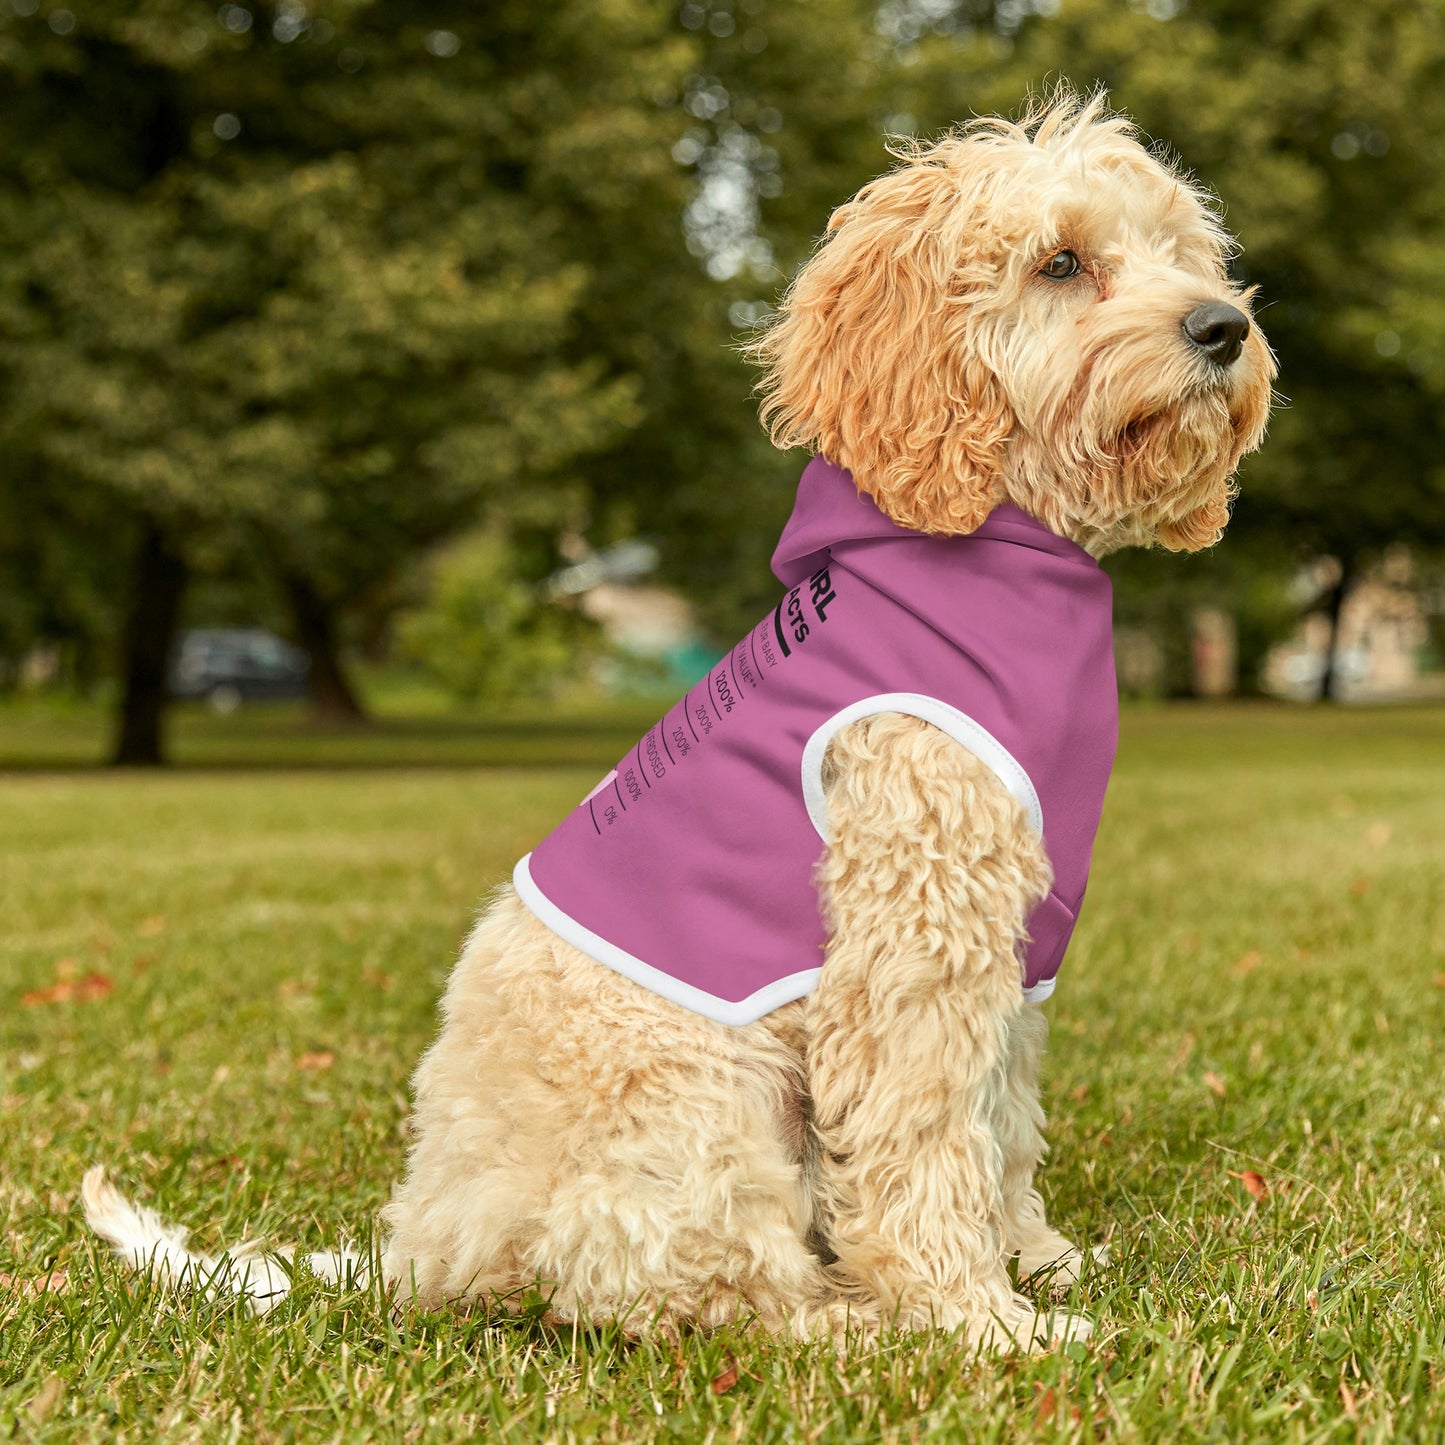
383, 892, 834, 1339
993, 1005, 1097, 1291
804, 713, 1091, 1350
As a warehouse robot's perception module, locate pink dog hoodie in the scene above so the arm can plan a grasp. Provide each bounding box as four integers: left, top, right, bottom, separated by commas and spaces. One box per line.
514, 456, 1118, 1025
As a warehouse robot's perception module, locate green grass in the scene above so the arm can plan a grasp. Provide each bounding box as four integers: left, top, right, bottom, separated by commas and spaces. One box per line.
2, 702, 1443, 1442
0, 685, 668, 771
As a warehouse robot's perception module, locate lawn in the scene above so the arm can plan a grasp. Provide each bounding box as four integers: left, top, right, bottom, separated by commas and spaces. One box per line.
2, 702, 1442, 1442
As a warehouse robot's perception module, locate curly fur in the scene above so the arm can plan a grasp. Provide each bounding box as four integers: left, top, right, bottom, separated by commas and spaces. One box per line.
85, 88, 1272, 1354
379, 718, 1086, 1349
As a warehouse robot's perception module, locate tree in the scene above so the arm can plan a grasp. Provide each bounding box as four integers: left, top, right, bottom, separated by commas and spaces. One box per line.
533, 0, 890, 640
0, 1, 696, 759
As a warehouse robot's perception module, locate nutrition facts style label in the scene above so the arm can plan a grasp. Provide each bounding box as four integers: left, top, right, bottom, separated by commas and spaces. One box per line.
583, 563, 840, 837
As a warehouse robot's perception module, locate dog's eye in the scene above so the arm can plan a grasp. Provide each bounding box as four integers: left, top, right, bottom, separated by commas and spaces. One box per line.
1040, 250, 1081, 280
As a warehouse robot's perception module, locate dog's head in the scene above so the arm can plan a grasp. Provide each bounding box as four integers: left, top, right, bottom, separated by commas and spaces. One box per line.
751, 89, 1275, 554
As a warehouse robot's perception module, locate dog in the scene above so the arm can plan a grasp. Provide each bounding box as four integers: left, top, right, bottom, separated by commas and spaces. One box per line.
85, 89, 1274, 1351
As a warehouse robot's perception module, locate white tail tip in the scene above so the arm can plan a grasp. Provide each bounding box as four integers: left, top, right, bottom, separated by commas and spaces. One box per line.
81, 1166, 369, 1315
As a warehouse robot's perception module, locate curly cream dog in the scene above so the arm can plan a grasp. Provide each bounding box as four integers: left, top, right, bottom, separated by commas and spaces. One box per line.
85, 91, 1273, 1350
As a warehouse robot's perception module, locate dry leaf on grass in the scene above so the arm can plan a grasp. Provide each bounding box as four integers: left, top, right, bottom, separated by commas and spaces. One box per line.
0, 1268, 70, 1298
1203, 1071, 1227, 1098
295, 1051, 335, 1071
1232, 950, 1263, 977
1228, 1169, 1269, 1201
710, 1358, 739, 1395
1034, 1386, 1058, 1425
1034, 1385, 1083, 1428
21, 973, 113, 1007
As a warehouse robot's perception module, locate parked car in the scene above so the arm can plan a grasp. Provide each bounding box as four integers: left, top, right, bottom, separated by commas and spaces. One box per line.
169, 629, 310, 712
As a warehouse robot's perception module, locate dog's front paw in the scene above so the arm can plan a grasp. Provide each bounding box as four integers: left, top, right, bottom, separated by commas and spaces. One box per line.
971, 1296, 1093, 1353
1018, 1239, 1110, 1295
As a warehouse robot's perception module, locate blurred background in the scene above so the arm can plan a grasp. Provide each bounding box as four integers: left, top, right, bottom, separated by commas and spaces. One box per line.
2, 0, 1444, 767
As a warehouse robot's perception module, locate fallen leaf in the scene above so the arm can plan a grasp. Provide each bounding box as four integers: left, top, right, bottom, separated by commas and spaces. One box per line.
710, 1358, 739, 1395
1204, 1071, 1227, 1098
0, 1268, 69, 1298
1034, 1385, 1058, 1426
21, 972, 112, 1007
1228, 1169, 1268, 1201
296, 1051, 335, 1072
1232, 950, 1263, 977
138, 915, 167, 937
21, 982, 71, 1006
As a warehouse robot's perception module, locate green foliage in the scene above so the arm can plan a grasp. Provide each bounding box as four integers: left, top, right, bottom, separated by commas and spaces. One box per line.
397, 532, 595, 704
0, 0, 699, 671
4, 0, 1445, 699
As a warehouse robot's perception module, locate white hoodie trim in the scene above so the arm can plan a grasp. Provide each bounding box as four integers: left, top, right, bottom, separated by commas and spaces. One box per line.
799, 692, 1044, 840
512, 853, 822, 1027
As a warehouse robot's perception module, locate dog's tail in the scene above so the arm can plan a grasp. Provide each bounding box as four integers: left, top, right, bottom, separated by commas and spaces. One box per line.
81, 1165, 368, 1315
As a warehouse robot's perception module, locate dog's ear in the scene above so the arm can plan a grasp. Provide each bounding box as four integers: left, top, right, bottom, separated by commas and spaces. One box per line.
749, 150, 1012, 535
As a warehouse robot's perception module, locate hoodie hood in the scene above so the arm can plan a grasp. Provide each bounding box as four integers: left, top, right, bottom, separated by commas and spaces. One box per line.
771, 455, 1097, 587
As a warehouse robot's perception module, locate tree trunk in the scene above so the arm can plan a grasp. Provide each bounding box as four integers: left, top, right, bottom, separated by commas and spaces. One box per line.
1316, 554, 1355, 703
111, 521, 187, 766
283, 572, 367, 724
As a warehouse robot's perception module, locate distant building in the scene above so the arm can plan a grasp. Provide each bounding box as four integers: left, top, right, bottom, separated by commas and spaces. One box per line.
547, 540, 716, 690
1262, 550, 1440, 701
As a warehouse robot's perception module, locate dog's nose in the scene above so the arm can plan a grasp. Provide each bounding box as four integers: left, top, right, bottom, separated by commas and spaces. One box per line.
1182, 302, 1250, 367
